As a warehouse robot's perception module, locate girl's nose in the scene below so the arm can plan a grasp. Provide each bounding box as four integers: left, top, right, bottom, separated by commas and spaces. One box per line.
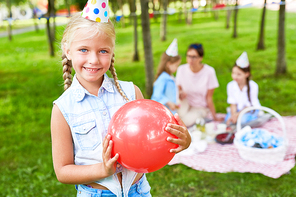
88, 52, 99, 64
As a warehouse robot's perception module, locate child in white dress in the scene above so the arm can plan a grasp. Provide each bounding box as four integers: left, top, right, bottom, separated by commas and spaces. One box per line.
225, 52, 261, 125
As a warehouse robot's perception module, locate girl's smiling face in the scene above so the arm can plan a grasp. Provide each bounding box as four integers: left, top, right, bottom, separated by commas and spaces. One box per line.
65, 28, 114, 89
231, 66, 250, 85
167, 59, 181, 75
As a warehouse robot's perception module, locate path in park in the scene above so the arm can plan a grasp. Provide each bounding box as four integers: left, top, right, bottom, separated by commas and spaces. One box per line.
0, 22, 67, 38
0, 0, 295, 38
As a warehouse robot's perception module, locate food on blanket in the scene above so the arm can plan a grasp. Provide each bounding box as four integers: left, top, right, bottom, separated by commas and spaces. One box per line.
108, 99, 178, 173
195, 118, 205, 132
215, 132, 234, 144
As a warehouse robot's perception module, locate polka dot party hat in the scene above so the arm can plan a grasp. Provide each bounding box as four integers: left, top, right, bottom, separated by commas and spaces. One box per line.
236, 51, 249, 68
166, 38, 178, 57
81, 0, 109, 23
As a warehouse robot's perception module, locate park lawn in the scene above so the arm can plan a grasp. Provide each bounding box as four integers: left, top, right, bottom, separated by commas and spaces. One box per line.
0, 8, 295, 197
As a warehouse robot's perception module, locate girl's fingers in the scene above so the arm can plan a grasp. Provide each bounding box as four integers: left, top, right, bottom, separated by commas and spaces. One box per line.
102, 138, 119, 174
110, 153, 119, 163
104, 140, 113, 158
167, 136, 182, 145
166, 123, 186, 138
169, 146, 183, 153
166, 113, 191, 153
102, 134, 111, 153
174, 113, 186, 127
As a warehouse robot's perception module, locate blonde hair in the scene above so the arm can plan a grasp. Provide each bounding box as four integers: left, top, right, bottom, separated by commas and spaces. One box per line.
155, 52, 181, 81
61, 13, 129, 101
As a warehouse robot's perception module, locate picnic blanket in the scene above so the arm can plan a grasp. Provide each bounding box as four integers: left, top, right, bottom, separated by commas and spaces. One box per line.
168, 116, 296, 179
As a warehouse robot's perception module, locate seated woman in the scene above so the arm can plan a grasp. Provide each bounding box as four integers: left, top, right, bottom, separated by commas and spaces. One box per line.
176, 43, 221, 127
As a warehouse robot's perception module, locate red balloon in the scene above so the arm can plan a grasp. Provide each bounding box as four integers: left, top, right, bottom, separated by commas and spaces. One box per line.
108, 99, 178, 173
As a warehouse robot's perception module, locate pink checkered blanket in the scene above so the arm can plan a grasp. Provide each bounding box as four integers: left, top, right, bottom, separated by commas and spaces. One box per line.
168, 116, 296, 178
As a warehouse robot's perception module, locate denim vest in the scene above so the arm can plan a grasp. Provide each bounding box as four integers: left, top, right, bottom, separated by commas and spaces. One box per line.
53, 74, 138, 197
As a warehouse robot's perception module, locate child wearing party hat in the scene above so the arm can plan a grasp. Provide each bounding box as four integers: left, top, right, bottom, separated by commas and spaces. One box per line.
224, 52, 261, 125
50, 1, 191, 196
151, 38, 181, 114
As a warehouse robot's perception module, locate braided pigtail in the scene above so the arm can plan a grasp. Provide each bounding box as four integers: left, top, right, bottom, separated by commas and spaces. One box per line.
246, 77, 252, 105
109, 54, 130, 102
62, 54, 73, 90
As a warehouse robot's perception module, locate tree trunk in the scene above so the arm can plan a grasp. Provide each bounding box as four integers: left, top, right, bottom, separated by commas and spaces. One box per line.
226, 0, 232, 29
132, 0, 139, 61
187, 0, 193, 24
276, 0, 287, 74
233, 0, 238, 38
151, 0, 157, 22
119, 0, 125, 28
140, 0, 154, 97
257, 0, 267, 50
52, 7, 56, 41
226, 10, 232, 29
183, 0, 188, 24
50, 0, 56, 43
160, 0, 167, 41
6, 0, 12, 41
128, 0, 133, 25
46, 0, 55, 56
213, 0, 219, 20
29, 1, 39, 32
65, 0, 71, 16
46, 18, 54, 56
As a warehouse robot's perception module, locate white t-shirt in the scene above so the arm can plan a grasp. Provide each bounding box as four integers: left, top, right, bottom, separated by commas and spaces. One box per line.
176, 64, 219, 108
227, 80, 261, 111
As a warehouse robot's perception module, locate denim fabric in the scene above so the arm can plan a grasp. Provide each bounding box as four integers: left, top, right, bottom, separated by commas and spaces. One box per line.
151, 72, 178, 114
54, 74, 139, 197
76, 175, 151, 197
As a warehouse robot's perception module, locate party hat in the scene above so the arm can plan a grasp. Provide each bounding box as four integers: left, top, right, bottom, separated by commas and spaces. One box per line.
236, 51, 249, 68
82, 0, 109, 23
166, 38, 178, 57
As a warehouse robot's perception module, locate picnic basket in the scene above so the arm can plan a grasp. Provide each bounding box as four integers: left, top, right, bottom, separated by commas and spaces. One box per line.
233, 106, 287, 164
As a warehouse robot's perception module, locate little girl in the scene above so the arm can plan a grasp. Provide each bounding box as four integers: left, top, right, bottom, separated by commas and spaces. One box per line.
151, 38, 181, 114
50, 1, 191, 197
225, 52, 261, 125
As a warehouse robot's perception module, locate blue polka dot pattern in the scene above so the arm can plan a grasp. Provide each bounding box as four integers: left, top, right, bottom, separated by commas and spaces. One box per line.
82, 0, 109, 23
94, 8, 99, 14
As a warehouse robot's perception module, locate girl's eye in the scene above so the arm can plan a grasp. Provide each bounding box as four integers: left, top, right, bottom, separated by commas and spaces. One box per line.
80, 49, 87, 53
100, 50, 107, 54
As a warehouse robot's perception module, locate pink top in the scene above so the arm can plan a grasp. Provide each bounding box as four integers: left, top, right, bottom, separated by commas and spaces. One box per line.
176, 64, 219, 108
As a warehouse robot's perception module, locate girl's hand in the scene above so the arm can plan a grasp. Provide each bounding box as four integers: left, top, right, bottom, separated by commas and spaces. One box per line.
178, 85, 187, 100
102, 134, 119, 177
166, 113, 191, 153
226, 118, 232, 126
228, 113, 239, 125
167, 101, 178, 111
213, 116, 224, 122
179, 91, 187, 100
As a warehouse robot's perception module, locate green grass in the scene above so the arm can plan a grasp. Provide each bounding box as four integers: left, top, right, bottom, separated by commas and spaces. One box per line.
0, 8, 295, 196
